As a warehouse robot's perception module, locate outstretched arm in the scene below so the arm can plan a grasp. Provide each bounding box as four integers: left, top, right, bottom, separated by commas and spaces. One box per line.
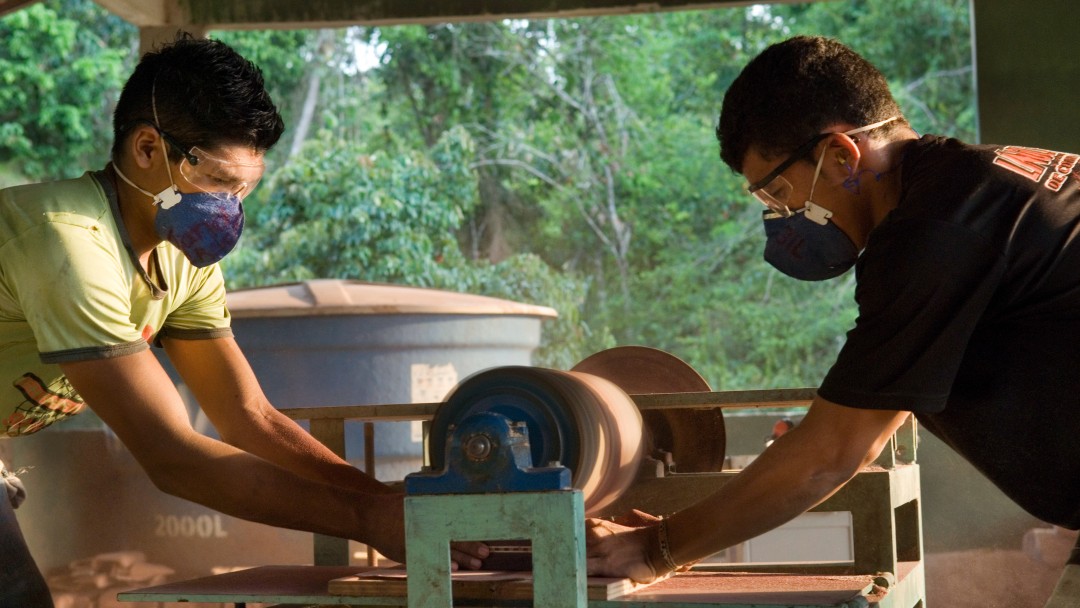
162, 336, 393, 496
585, 396, 910, 582
60, 339, 485, 567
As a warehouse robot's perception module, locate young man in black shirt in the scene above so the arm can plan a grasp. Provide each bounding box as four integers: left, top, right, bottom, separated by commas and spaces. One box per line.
585, 35, 1079, 608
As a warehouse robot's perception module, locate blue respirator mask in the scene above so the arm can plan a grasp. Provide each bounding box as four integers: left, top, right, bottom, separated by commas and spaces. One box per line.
762, 204, 859, 281
114, 159, 246, 268
748, 117, 898, 281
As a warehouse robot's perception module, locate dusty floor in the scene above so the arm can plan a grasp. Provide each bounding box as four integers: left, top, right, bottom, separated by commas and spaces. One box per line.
925, 527, 1078, 608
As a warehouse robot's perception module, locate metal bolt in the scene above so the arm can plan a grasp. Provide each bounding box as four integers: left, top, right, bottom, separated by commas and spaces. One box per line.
464, 434, 493, 461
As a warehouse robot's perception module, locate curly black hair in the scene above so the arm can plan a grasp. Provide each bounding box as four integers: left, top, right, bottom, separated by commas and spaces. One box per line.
111, 32, 284, 161
717, 36, 907, 173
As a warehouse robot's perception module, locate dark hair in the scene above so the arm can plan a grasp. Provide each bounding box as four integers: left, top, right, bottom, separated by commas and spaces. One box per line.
717, 36, 906, 173
111, 32, 284, 161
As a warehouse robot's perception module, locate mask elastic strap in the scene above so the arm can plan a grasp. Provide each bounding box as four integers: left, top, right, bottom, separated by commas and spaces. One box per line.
113, 163, 158, 201
802, 143, 832, 225
151, 80, 182, 209
843, 115, 899, 137
113, 162, 181, 210
803, 115, 900, 226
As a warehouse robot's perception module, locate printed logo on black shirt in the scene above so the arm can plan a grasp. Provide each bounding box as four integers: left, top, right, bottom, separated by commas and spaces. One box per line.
993, 146, 1079, 192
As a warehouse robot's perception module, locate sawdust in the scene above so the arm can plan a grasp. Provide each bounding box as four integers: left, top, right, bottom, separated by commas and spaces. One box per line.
926, 549, 1064, 608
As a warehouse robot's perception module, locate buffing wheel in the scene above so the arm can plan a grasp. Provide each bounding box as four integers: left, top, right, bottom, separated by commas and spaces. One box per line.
428, 366, 643, 515
572, 345, 726, 473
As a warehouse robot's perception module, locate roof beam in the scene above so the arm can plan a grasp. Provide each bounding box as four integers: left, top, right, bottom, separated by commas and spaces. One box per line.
92, 0, 171, 27
0, 0, 43, 19
100, 0, 772, 30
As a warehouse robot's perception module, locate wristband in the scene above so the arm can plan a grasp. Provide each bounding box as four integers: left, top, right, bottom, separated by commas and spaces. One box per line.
657, 517, 679, 572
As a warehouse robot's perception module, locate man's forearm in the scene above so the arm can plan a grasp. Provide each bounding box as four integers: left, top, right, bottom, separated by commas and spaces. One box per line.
161, 337, 396, 496
224, 404, 395, 495
660, 398, 908, 568
149, 430, 401, 552
664, 425, 855, 566
60, 350, 406, 559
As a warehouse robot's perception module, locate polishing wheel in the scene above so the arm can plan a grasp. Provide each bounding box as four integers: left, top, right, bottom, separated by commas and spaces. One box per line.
573, 346, 726, 472
427, 366, 643, 516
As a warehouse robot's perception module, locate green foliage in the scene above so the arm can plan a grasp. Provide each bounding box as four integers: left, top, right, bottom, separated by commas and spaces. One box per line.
225, 125, 478, 285
4, 1, 977, 382
434, 254, 616, 370
221, 1, 975, 381
224, 125, 604, 367
783, 0, 976, 139
0, 0, 134, 179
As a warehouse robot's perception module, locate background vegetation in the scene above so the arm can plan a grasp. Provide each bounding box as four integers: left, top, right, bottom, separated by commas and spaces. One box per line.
0, 0, 975, 385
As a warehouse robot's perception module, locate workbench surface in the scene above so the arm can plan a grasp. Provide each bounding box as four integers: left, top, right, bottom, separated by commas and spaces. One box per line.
117, 564, 916, 607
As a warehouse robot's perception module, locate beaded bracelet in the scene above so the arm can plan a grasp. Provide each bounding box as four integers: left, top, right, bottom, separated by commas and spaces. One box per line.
657, 517, 680, 572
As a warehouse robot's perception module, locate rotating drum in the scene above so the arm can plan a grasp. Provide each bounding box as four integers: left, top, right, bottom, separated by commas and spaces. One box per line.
428, 366, 643, 515
573, 346, 726, 472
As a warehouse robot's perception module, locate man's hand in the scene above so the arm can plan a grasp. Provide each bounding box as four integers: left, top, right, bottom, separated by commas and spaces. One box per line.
373, 492, 488, 569
584, 517, 659, 583
589, 398, 912, 583
585, 509, 690, 584
451, 541, 490, 571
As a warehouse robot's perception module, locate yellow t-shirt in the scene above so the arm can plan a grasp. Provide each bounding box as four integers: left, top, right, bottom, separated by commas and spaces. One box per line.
0, 170, 232, 436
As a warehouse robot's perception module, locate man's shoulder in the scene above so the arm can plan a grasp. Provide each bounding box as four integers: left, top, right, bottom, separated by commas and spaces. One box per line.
0, 172, 109, 243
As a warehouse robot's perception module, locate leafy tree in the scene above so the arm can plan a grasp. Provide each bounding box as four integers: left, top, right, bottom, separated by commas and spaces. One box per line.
0, 0, 135, 180
2, 0, 976, 383
318, 1, 975, 383
225, 125, 479, 286
224, 125, 610, 367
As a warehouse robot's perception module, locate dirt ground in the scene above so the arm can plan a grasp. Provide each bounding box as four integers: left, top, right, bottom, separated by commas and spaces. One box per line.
925, 527, 1078, 608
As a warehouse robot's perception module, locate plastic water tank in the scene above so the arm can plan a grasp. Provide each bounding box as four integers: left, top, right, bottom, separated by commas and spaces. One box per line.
221, 279, 558, 479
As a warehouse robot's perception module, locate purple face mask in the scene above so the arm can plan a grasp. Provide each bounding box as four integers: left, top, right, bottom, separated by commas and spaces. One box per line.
153, 191, 244, 267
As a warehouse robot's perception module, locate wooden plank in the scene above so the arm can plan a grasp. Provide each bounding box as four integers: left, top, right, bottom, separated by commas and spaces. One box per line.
181, 0, 777, 29
117, 565, 373, 604
619, 571, 875, 605
280, 402, 441, 422
118, 565, 892, 607
328, 569, 651, 601
0, 0, 43, 18
632, 388, 816, 411
277, 388, 818, 422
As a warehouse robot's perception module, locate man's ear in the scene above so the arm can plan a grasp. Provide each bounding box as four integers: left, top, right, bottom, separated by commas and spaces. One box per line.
127, 125, 165, 170
820, 133, 862, 184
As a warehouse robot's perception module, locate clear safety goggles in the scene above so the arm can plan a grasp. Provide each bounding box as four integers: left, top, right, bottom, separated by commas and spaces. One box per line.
745, 132, 829, 217
744, 116, 900, 217
152, 123, 265, 202
176, 145, 264, 202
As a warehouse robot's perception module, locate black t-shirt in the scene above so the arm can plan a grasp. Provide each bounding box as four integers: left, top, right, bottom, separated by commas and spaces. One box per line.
819, 135, 1080, 528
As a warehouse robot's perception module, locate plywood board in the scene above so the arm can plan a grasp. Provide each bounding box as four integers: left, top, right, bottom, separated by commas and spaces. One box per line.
624, 571, 878, 604
117, 565, 371, 603
329, 568, 650, 601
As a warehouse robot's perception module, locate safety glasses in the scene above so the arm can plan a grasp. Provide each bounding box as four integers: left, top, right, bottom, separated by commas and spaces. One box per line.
176, 146, 264, 202
140, 120, 265, 202
745, 132, 829, 216
743, 117, 900, 215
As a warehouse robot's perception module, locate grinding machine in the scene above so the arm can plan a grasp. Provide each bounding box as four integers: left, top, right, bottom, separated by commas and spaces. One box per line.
119, 346, 926, 607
